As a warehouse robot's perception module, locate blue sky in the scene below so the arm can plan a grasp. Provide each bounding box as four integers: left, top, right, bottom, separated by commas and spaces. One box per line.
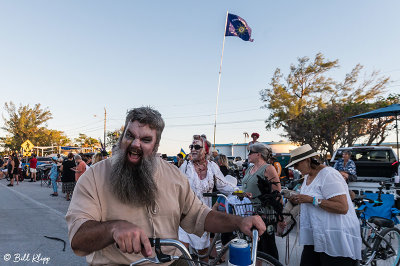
1, 0, 399, 155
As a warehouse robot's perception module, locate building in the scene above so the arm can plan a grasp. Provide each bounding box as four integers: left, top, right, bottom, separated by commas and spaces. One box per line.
213, 141, 299, 160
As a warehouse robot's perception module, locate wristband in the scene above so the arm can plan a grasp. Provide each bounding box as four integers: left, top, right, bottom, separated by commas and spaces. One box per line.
312, 197, 317, 207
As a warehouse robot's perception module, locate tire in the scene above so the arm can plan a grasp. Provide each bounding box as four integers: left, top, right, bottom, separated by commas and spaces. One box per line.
360, 223, 375, 264
256, 251, 282, 266
372, 227, 400, 266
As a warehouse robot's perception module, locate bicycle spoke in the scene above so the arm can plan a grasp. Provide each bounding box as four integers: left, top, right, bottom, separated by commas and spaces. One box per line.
372, 228, 400, 266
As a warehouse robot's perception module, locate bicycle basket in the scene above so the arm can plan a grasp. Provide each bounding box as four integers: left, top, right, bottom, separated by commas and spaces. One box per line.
231, 202, 261, 217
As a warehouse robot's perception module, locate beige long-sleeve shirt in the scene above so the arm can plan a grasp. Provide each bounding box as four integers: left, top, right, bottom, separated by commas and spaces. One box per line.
66, 157, 210, 265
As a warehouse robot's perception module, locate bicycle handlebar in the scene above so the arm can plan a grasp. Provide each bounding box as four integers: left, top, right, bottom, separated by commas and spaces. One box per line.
203, 191, 249, 198
353, 197, 383, 207
129, 229, 260, 266
203, 192, 219, 197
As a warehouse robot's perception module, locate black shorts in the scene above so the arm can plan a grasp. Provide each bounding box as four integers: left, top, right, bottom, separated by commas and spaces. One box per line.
300, 245, 358, 266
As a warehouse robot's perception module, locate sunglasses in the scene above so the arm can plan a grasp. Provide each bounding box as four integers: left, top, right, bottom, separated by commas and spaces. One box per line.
248, 151, 258, 155
189, 144, 203, 150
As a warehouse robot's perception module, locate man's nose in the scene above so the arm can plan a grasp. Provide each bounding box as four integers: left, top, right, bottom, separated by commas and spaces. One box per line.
130, 139, 140, 148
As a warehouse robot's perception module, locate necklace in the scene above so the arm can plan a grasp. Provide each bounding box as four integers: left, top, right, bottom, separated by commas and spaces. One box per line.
193, 159, 208, 180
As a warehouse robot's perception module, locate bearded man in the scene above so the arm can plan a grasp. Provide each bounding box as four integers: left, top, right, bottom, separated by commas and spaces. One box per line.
66, 107, 265, 265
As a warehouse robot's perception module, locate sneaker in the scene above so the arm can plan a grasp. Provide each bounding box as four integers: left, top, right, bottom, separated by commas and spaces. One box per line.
29, 180, 34, 182
7, 184, 13, 187
50, 193, 58, 197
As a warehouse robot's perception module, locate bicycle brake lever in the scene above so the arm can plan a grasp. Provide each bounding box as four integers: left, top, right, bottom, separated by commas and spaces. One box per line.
130, 256, 160, 265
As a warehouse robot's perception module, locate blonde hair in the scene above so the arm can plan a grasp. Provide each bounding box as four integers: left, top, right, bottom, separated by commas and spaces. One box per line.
92, 153, 104, 164
218, 154, 228, 167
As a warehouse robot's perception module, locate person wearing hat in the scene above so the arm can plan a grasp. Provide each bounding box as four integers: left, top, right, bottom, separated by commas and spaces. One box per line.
49, 157, 59, 197
242, 142, 281, 260
178, 134, 238, 262
287, 144, 361, 265
248, 132, 260, 146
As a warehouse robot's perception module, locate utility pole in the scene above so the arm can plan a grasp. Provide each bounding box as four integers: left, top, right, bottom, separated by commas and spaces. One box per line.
104, 107, 107, 148
243, 132, 249, 160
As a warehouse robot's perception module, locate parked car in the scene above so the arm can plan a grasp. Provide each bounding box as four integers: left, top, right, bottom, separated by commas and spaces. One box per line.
330, 146, 398, 181
36, 157, 52, 166
330, 146, 400, 206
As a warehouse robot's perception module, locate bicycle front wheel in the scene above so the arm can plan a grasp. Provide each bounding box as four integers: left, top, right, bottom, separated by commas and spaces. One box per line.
256, 251, 283, 266
372, 227, 400, 266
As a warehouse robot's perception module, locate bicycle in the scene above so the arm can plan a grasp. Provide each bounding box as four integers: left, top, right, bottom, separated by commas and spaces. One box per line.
129, 229, 281, 266
204, 192, 282, 266
353, 184, 400, 265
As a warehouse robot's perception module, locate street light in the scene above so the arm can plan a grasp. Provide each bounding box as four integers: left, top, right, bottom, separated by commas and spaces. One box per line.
94, 107, 107, 149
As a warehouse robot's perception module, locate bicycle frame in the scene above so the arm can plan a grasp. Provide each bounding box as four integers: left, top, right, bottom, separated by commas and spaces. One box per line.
355, 195, 400, 265
130, 230, 260, 266
190, 193, 230, 260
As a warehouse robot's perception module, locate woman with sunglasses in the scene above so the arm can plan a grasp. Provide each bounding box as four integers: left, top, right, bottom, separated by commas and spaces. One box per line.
287, 144, 361, 266
242, 142, 281, 260
178, 134, 238, 262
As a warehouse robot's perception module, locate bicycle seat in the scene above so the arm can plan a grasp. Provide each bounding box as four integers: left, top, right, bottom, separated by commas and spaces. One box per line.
368, 216, 394, 228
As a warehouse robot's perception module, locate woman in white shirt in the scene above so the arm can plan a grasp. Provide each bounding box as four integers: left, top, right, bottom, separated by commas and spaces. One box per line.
287, 144, 361, 266
179, 134, 237, 262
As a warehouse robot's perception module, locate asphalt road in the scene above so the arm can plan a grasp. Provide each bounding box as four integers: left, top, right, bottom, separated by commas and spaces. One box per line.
0, 177, 302, 266
0, 178, 86, 266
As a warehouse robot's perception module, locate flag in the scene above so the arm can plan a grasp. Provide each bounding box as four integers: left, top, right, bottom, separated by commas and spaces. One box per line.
180, 148, 186, 157
225, 13, 253, 42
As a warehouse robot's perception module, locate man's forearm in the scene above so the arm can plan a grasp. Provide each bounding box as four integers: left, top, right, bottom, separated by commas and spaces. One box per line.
204, 210, 242, 233
71, 220, 116, 255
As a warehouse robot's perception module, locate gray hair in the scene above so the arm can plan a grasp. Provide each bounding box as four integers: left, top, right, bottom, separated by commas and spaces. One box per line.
249, 143, 272, 162
193, 134, 211, 155
343, 150, 352, 156
74, 154, 82, 161
120, 106, 165, 149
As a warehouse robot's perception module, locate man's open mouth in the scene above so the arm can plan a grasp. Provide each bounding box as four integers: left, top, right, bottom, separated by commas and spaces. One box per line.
128, 150, 142, 162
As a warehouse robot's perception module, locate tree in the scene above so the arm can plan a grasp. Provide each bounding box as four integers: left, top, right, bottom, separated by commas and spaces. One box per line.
107, 127, 124, 149
1, 102, 56, 151
36, 129, 71, 147
260, 53, 393, 156
74, 133, 100, 147
284, 99, 397, 157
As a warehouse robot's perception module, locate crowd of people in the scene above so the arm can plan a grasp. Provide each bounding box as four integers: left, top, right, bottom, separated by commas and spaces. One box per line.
0, 151, 109, 201
1, 106, 364, 266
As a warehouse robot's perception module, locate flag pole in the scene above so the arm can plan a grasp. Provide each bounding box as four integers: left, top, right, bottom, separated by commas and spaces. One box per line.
213, 10, 229, 149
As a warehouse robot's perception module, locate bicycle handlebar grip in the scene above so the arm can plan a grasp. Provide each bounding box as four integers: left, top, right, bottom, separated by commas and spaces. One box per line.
203, 192, 219, 197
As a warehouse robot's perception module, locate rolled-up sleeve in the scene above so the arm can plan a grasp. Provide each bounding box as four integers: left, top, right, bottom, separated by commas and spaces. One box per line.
65, 167, 101, 246
321, 169, 347, 199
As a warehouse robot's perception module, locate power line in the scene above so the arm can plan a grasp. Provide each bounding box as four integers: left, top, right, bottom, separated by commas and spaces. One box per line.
107, 107, 263, 121
166, 119, 265, 128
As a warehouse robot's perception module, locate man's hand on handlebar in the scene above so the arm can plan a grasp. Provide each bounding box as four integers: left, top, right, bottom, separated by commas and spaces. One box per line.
238, 215, 266, 237
111, 220, 152, 257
